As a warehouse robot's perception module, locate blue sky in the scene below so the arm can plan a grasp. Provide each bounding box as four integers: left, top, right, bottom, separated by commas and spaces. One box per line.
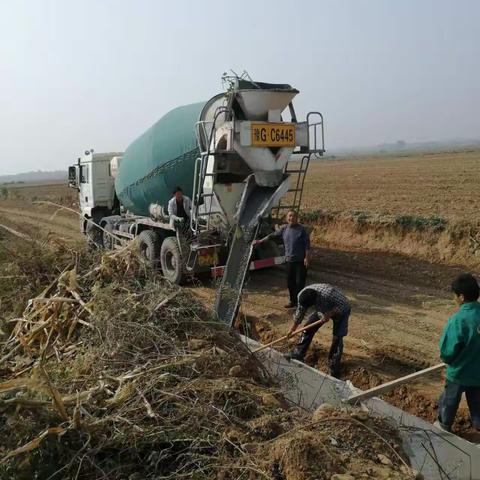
1, 0, 479, 174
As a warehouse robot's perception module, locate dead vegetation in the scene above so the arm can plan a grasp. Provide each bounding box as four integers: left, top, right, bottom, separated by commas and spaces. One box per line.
301, 209, 480, 269
0, 231, 419, 479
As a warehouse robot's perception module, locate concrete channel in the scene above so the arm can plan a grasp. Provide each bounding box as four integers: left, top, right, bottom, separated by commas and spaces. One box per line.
242, 336, 480, 480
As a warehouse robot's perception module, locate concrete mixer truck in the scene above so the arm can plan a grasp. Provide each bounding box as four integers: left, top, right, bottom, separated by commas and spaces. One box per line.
68, 75, 324, 324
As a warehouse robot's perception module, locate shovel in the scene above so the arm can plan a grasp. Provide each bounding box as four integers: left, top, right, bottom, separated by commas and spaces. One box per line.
253, 317, 327, 353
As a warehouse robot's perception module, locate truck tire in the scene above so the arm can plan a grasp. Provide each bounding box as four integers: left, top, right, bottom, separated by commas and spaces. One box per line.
85, 219, 103, 248
138, 230, 161, 269
160, 236, 184, 284
102, 222, 114, 250
100, 215, 123, 250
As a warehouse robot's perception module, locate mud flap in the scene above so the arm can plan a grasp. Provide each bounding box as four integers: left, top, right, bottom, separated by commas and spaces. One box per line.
215, 174, 290, 326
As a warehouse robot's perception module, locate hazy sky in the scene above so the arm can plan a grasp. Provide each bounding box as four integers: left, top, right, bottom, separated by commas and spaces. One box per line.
1, 0, 479, 174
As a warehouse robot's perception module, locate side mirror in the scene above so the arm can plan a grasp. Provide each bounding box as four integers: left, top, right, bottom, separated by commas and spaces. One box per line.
68, 166, 79, 189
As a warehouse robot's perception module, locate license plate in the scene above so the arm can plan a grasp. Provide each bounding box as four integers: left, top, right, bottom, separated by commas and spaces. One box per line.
198, 248, 218, 267
251, 123, 295, 147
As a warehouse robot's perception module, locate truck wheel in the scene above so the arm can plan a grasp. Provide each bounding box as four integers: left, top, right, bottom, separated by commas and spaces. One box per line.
138, 231, 161, 269
102, 222, 114, 250
160, 236, 184, 284
86, 220, 103, 248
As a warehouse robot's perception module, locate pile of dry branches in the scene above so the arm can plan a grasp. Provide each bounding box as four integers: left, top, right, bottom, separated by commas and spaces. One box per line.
0, 234, 419, 480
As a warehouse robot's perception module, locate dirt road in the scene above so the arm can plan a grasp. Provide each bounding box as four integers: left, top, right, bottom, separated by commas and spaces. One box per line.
0, 202, 81, 243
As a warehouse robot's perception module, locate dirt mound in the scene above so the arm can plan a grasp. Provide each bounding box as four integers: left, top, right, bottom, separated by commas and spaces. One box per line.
346, 367, 383, 390
264, 408, 416, 480
305, 209, 480, 271
0, 235, 417, 479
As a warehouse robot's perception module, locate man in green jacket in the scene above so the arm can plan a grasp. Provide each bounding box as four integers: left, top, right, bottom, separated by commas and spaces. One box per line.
435, 273, 480, 432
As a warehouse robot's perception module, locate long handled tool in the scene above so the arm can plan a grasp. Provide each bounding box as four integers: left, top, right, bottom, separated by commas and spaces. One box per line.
345, 362, 446, 404
253, 317, 326, 353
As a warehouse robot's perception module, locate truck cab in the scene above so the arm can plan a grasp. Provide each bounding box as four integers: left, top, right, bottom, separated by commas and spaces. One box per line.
68, 150, 123, 238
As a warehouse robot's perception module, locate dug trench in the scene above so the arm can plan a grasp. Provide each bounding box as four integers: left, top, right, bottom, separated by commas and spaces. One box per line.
193, 243, 480, 443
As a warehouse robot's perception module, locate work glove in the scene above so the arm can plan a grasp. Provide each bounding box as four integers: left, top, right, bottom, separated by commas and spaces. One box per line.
171, 215, 184, 225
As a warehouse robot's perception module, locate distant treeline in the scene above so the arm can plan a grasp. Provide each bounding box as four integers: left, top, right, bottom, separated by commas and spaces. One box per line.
0, 170, 67, 184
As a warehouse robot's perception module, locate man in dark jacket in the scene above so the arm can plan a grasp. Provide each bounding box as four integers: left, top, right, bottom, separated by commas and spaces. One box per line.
253, 210, 311, 308
435, 273, 480, 432
285, 283, 351, 378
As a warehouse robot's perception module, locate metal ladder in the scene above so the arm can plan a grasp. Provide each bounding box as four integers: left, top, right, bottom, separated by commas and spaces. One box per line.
190, 103, 235, 234
273, 154, 311, 218
272, 111, 325, 219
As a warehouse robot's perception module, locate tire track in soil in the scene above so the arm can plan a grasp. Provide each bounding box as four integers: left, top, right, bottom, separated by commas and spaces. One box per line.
0, 204, 81, 243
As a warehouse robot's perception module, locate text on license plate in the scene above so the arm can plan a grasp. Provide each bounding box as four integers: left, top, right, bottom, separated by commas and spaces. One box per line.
251, 123, 296, 147
198, 248, 218, 267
